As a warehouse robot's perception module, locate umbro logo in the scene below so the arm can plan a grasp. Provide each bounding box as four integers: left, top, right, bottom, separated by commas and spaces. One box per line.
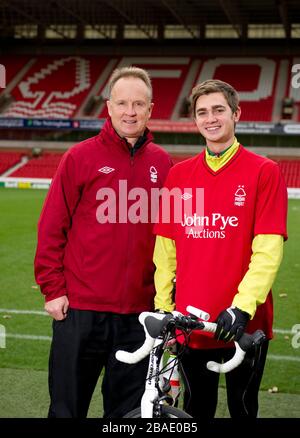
181, 193, 192, 201
98, 166, 115, 174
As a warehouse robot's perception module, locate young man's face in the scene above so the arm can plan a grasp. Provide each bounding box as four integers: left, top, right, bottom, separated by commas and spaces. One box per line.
194, 92, 241, 149
107, 77, 153, 145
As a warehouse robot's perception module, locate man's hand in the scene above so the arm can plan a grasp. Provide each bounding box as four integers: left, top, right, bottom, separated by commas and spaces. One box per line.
215, 306, 250, 342
45, 295, 69, 320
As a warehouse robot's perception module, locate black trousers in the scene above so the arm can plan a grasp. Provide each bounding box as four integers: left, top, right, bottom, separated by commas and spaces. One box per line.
48, 309, 148, 418
181, 340, 269, 419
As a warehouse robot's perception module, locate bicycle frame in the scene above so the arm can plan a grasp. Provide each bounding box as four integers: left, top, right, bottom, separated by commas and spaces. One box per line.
140, 336, 164, 418
116, 307, 266, 418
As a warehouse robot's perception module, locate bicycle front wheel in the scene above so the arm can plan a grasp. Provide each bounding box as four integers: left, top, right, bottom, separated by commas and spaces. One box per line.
123, 405, 192, 418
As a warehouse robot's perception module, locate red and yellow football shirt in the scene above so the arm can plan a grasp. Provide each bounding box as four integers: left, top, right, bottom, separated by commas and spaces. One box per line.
154, 145, 287, 348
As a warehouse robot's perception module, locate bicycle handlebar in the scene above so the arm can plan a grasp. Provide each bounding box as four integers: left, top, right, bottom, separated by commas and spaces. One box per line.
115, 307, 266, 373
115, 312, 166, 365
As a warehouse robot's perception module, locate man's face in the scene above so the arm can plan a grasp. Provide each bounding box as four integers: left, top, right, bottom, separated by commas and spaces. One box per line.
194, 92, 241, 148
107, 77, 153, 144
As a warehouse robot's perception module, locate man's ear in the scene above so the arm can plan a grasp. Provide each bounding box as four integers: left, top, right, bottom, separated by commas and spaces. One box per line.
234, 106, 241, 123
106, 100, 111, 117
149, 102, 154, 116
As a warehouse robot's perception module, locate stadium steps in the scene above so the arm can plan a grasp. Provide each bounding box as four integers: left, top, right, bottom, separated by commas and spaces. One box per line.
0, 55, 297, 122
1, 156, 29, 177
1, 149, 299, 188
0, 152, 26, 176
78, 58, 119, 118
3, 57, 93, 119
8, 153, 63, 179
277, 160, 300, 188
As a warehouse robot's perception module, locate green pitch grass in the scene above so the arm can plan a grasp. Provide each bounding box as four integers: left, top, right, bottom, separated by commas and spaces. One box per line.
0, 188, 299, 418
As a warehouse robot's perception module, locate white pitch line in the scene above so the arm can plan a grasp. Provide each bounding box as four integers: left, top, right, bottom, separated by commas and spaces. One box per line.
0, 308, 48, 316
273, 329, 294, 335
2, 334, 300, 362
267, 354, 300, 363
4, 333, 52, 341
0, 309, 297, 334
0, 333, 299, 362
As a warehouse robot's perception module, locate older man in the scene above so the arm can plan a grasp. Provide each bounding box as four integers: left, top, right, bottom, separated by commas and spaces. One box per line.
35, 66, 172, 418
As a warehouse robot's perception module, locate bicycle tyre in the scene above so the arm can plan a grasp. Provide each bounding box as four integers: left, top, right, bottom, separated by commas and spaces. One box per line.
123, 405, 192, 418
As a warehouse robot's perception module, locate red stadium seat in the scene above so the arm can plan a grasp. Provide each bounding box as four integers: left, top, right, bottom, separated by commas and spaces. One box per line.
0, 55, 296, 123
9, 152, 63, 178
0, 151, 24, 175
1, 150, 299, 188
3, 56, 109, 119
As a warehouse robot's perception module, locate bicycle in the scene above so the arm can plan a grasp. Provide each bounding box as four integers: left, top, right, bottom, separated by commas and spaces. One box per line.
116, 305, 266, 418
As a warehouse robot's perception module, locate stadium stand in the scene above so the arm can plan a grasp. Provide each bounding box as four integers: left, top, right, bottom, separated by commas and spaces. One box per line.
2, 56, 109, 119
8, 152, 63, 179
0, 0, 299, 196
0, 151, 24, 175
1, 150, 300, 188
0, 55, 297, 123
97, 57, 193, 120
271, 158, 300, 188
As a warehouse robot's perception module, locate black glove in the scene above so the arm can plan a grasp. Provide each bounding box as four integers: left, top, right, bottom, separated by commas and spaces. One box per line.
215, 306, 250, 342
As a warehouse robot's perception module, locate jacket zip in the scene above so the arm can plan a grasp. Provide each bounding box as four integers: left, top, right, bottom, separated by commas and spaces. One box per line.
130, 146, 135, 165
121, 143, 135, 311
120, 136, 147, 311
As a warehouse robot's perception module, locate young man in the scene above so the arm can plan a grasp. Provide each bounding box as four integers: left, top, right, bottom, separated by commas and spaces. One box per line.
153, 79, 287, 418
34, 67, 172, 418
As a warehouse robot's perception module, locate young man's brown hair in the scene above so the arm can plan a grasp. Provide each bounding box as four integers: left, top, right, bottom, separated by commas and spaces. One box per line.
191, 79, 240, 116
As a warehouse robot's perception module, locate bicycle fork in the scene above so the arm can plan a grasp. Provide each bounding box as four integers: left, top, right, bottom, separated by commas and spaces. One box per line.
141, 338, 163, 418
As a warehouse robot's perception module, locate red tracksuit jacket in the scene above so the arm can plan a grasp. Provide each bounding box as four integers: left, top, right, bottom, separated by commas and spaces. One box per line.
34, 118, 172, 313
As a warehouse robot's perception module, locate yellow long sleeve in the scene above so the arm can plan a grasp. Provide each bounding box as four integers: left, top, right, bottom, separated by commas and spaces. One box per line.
153, 236, 176, 312
154, 234, 284, 318
232, 234, 284, 318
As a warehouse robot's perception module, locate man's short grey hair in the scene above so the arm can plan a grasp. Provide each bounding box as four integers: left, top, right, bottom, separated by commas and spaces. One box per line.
108, 66, 153, 100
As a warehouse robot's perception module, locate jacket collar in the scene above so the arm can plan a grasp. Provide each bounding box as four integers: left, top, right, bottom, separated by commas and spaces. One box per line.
99, 117, 153, 155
